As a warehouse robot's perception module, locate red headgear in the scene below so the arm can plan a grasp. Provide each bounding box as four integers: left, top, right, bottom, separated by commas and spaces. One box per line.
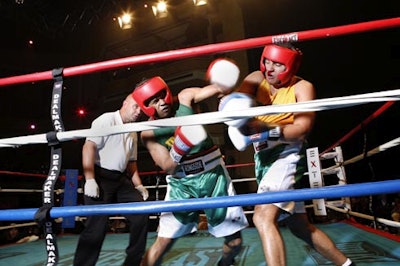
132, 76, 172, 118
260, 44, 302, 85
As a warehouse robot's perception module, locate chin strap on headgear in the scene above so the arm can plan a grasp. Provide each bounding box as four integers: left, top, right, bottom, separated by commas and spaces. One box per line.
132, 76, 172, 118
260, 44, 302, 85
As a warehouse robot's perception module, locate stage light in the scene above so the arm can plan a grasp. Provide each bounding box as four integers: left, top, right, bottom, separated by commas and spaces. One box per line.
76, 107, 87, 117
193, 0, 207, 6
118, 13, 133, 29
152, 1, 168, 18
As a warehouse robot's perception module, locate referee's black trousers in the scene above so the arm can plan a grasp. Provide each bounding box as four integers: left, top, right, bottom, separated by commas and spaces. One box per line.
73, 167, 149, 266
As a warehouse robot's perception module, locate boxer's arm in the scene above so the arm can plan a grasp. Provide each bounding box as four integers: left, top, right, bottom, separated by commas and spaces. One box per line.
228, 123, 281, 151
177, 58, 241, 108
141, 130, 178, 174
236, 70, 264, 94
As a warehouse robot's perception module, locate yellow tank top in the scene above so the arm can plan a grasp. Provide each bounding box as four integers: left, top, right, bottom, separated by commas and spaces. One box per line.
238, 78, 297, 125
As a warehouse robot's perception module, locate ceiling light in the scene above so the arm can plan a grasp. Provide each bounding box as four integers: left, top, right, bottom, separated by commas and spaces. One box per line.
152, 1, 168, 18
118, 13, 133, 29
193, 0, 207, 6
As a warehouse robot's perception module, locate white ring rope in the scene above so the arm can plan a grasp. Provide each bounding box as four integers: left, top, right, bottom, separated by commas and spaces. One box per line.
0, 222, 38, 231
319, 137, 400, 175
1, 91, 398, 233
0, 188, 77, 194
1, 89, 399, 148
343, 137, 400, 166
325, 203, 400, 228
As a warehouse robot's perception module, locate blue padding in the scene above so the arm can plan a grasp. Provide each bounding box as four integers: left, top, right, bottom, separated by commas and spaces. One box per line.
1, 180, 399, 221
61, 169, 78, 228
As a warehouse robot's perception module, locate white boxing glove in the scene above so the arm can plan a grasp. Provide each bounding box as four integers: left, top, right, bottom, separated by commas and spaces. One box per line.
135, 185, 149, 201
84, 179, 99, 198
228, 126, 281, 151
218, 92, 256, 127
207, 58, 240, 93
170, 125, 207, 163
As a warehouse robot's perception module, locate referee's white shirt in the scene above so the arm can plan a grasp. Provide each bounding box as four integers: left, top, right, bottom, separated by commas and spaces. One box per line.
87, 110, 137, 172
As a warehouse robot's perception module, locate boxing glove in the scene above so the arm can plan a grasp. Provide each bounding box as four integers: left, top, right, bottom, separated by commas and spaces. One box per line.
170, 125, 207, 163
228, 126, 281, 151
218, 92, 256, 127
84, 178, 99, 198
207, 58, 240, 93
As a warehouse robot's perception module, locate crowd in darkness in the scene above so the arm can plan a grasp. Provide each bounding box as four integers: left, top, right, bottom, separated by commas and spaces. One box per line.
350, 193, 400, 235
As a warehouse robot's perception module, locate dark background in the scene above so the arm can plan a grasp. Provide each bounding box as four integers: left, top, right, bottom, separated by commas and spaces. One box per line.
0, 0, 399, 197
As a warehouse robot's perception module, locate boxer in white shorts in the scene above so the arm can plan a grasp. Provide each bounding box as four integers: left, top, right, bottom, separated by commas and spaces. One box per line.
221, 43, 354, 266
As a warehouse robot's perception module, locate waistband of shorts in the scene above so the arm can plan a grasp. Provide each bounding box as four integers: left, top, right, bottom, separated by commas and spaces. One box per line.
253, 140, 276, 152
253, 140, 301, 154
174, 147, 222, 178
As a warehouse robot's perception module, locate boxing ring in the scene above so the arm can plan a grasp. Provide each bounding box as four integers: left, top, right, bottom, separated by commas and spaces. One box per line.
1, 17, 400, 265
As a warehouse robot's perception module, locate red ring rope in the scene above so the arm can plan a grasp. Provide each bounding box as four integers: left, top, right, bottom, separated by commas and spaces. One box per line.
0, 17, 398, 87
321, 101, 396, 155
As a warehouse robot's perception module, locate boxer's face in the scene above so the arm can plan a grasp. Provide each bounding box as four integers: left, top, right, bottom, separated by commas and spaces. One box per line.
147, 90, 172, 119
263, 58, 286, 85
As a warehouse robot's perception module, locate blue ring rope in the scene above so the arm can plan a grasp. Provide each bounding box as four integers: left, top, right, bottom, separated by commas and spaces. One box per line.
1, 180, 399, 221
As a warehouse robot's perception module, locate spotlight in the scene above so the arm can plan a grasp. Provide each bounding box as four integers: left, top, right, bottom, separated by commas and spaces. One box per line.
193, 0, 207, 6
118, 13, 133, 29
76, 107, 87, 117
152, 1, 168, 18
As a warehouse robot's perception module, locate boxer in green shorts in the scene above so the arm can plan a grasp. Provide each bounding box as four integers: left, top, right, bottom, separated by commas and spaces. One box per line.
132, 59, 248, 266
